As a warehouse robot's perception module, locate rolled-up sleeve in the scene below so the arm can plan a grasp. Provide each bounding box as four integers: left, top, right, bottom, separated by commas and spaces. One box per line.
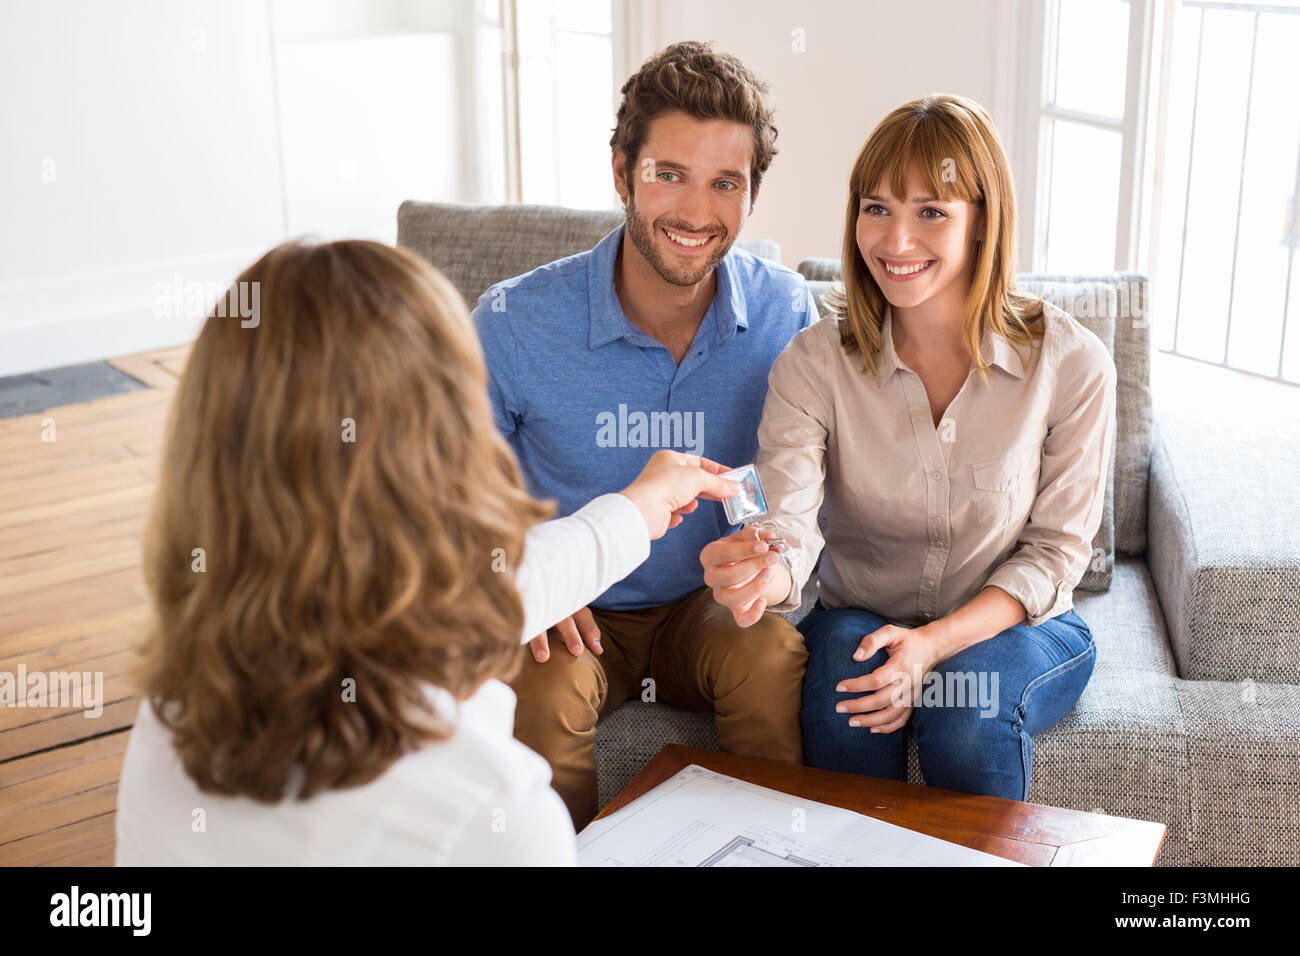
754, 327, 833, 612
985, 333, 1117, 626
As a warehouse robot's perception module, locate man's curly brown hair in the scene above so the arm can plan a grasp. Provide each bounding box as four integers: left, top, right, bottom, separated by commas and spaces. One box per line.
610, 40, 778, 200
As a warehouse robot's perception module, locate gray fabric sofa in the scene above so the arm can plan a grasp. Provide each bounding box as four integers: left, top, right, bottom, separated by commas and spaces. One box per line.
398, 200, 1300, 867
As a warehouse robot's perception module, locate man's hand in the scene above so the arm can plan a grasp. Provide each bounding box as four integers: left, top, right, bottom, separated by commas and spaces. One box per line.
701, 526, 792, 628
528, 605, 601, 663
619, 449, 741, 539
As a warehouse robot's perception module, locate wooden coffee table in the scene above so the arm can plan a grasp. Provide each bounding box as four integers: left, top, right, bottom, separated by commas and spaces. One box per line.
594, 745, 1166, 866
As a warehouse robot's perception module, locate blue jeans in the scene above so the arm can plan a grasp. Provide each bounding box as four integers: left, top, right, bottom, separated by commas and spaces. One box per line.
798, 602, 1096, 801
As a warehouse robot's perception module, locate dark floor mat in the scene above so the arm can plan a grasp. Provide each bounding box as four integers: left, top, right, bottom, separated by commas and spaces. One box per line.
0, 361, 148, 419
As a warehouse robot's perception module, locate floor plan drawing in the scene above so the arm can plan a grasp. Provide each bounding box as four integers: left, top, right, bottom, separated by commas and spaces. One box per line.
577, 765, 1025, 867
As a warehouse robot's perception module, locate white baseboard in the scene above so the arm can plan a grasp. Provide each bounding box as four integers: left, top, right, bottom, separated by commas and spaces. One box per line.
0, 306, 207, 379
0, 247, 268, 378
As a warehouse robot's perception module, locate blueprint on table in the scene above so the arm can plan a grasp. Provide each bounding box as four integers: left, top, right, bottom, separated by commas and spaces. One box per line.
577, 764, 1026, 867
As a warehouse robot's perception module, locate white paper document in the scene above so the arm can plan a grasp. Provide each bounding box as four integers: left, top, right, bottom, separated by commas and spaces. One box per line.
577, 764, 1025, 867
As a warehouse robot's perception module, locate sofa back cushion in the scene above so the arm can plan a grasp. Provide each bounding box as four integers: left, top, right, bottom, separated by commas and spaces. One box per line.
1023, 272, 1151, 562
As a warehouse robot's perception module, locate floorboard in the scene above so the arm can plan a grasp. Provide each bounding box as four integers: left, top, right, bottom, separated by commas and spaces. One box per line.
0, 346, 186, 866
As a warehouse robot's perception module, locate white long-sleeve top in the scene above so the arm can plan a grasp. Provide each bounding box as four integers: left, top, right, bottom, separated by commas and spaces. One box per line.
115, 493, 650, 866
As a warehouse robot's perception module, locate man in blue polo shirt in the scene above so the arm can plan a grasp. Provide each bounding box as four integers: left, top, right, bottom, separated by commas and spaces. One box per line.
473, 41, 813, 829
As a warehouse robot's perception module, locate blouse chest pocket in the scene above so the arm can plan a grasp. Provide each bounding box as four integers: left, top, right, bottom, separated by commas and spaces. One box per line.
971, 446, 1041, 541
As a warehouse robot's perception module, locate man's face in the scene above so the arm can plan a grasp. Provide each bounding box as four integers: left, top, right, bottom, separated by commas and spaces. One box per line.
613, 110, 755, 287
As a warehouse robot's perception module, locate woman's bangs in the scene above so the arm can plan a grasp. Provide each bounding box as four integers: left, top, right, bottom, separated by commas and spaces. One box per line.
853, 117, 978, 205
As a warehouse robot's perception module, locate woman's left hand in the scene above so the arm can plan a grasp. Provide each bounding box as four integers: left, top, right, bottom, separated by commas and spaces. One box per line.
833, 624, 943, 734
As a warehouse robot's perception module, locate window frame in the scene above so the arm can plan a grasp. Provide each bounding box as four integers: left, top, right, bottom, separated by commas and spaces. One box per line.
1012, 0, 1161, 276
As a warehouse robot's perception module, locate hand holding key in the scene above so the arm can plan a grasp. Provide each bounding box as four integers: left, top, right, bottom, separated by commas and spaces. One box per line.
701, 524, 794, 628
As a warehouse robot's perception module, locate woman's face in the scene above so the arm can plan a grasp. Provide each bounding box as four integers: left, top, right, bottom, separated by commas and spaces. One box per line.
855, 164, 985, 313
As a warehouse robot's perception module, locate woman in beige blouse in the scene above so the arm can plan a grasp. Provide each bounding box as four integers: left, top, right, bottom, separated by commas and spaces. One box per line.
700, 94, 1116, 800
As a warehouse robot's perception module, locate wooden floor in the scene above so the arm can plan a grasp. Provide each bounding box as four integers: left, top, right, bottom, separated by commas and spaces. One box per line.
0, 346, 188, 866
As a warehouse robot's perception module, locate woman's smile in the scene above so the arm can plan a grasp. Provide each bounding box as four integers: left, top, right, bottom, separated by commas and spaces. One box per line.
877, 257, 937, 281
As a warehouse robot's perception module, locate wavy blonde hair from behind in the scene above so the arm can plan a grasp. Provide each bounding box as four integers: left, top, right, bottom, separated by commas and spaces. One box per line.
824, 94, 1045, 380
136, 239, 553, 802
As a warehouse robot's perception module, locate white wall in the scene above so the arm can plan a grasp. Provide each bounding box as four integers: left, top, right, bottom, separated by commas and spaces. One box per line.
642, 0, 1033, 269
0, 0, 477, 378
0, 0, 1034, 377
0, 0, 287, 377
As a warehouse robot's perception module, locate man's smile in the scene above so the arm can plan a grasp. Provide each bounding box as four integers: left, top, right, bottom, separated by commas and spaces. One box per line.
662, 226, 718, 252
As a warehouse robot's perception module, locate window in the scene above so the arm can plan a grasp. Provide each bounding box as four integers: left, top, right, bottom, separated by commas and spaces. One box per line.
1038, 0, 1137, 275
267, 0, 616, 241
1152, 0, 1300, 381
271, 0, 471, 240
513, 0, 617, 209
1031, 0, 1300, 385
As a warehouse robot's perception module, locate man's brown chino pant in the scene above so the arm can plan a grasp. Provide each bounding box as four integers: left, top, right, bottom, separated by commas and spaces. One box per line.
509, 586, 807, 830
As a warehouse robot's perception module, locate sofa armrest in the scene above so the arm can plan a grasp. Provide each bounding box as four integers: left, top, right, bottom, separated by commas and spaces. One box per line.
1147, 416, 1300, 684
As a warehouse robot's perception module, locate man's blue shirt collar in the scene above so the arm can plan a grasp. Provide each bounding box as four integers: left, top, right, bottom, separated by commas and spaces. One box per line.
586, 224, 750, 351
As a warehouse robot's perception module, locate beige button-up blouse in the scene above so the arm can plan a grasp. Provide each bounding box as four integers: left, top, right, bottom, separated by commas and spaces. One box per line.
756, 300, 1116, 627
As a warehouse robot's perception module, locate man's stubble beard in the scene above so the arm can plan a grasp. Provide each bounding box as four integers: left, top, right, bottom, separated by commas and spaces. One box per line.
623, 189, 736, 287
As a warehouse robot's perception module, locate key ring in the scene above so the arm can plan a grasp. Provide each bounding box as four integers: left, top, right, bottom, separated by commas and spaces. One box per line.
747, 520, 792, 573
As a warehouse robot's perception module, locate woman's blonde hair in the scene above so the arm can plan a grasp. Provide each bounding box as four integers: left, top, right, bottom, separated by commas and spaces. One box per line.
824, 93, 1044, 379
136, 239, 553, 802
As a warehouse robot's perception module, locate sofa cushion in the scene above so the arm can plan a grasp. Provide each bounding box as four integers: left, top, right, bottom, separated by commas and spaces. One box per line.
595, 700, 721, 810
1174, 677, 1300, 866
397, 200, 781, 309
797, 257, 841, 284
1147, 401, 1300, 684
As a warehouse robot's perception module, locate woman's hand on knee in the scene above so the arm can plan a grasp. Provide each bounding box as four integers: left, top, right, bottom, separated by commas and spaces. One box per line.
834, 624, 939, 733
700, 527, 791, 628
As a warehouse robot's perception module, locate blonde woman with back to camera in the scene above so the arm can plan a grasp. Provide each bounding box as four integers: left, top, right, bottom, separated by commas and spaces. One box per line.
115, 239, 740, 866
